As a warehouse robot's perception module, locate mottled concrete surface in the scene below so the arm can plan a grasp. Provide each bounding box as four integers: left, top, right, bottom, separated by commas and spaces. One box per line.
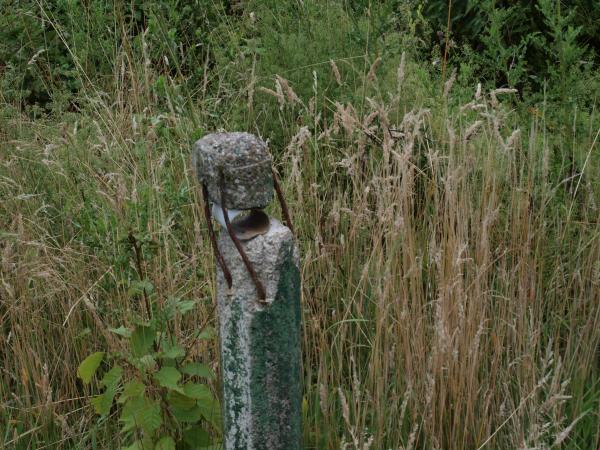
193, 132, 274, 210
216, 219, 302, 449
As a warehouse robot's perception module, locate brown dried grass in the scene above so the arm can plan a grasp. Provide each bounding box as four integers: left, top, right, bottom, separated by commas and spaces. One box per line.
1, 53, 599, 450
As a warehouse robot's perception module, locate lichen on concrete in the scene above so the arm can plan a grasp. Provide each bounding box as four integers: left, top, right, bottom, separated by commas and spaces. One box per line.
193, 132, 274, 210
216, 219, 301, 449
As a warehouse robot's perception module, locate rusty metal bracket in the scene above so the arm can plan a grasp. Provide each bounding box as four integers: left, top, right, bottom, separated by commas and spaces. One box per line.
202, 165, 291, 302
219, 181, 267, 301
202, 183, 232, 289
272, 168, 295, 236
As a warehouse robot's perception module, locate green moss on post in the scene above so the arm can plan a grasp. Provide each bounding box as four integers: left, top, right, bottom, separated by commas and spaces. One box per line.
216, 220, 301, 449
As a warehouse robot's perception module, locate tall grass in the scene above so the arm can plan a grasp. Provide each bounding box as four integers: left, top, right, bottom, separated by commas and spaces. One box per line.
1, 2, 599, 449
274, 62, 599, 448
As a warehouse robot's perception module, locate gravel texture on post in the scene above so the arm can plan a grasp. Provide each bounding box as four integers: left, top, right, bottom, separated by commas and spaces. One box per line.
193, 132, 274, 210
216, 219, 302, 450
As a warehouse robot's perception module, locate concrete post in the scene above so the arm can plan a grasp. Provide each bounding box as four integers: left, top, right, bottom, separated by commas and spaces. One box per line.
193, 132, 302, 449
217, 219, 302, 449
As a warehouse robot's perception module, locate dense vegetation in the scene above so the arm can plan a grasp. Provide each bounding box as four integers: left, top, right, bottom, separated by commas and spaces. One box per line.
1, 1, 599, 449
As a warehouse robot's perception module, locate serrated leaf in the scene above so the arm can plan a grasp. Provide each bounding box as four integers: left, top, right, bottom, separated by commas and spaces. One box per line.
198, 326, 216, 340
154, 436, 176, 450
181, 362, 215, 380
109, 326, 132, 338
183, 426, 211, 447
130, 325, 155, 357
198, 397, 222, 431
154, 366, 182, 391
135, 354, 157, 371
100, 366, 123, 388
77, 352, 104, 384
167, 390, 196, 410
91, 367, 121, 414
120, 396, 162, 433
161, 340, 185, 360
162, 345, 185, 360
91, 386, 116, 416
118, 379, 145, 404
183, 383, 212, 401
171, 404, 203, 423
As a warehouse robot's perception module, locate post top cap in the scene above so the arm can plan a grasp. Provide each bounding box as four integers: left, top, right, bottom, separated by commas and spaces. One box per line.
193, 132, 274, 209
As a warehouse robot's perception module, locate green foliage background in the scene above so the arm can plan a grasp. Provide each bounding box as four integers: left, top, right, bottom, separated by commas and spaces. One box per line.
3, 0, 599, 109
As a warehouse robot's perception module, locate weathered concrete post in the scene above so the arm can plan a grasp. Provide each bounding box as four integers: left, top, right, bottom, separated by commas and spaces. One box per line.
193, 132, 302, 449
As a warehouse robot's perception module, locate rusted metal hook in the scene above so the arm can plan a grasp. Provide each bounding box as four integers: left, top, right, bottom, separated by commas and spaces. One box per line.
272, 168, 295, 236
202, 183, 232, 289
219, 180, 267, 301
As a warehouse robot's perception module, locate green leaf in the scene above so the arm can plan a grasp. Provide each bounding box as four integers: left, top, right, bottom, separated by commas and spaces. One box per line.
120, 396, 162, 433
176, 300, 196, 314
91, 387, 116, 416
120, 436, 154, 450
181, 362, 215, 380
118, 379, 145, 404
198, 397, 222, 431
198, 326, 216, 340
91, 366, 122, 415
161, 340, 185, 360
167, 390, 196, 410
162, 346, 185, 360
183, 426, 211, 447
77, 352, 104, 384
109, 326, 132, 338
171, 404, 203, 423
154, 436, 176, 450
154, 366, 182, 391
100, 366, 123, 388
135, 354, 157, 371
165, 297, 196, 321
183, 383, 212, 401
130, 325, 155, 357
190, 128, 205, 141
77, 327, 91, 338
127, 279, 154, 298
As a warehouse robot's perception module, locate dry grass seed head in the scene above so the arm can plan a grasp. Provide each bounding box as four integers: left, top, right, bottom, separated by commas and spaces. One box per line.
367, 56, 382, 82
330, 59, 342, 86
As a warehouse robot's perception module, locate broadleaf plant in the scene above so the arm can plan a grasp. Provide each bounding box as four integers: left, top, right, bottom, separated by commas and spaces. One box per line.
77, 233, 221, 449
